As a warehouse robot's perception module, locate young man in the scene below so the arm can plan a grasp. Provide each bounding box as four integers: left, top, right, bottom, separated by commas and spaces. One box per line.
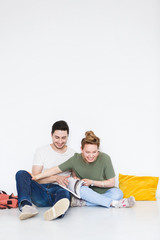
15, 120, 75, 221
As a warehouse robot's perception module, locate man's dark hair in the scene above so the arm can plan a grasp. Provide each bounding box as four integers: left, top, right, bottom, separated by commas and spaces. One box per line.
51, 120, 69, 135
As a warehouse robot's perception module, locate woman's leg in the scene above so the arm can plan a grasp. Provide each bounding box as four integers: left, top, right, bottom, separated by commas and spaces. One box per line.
80, 186, 123, 208
102, 187, 123, 200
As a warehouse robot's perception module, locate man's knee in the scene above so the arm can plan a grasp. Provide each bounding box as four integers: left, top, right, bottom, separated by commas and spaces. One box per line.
58, 188, 71, 200
62, 189, 71, 200
15, 170, 31, 181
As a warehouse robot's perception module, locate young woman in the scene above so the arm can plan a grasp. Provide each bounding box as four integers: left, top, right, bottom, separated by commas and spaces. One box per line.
33, 131, 135, 208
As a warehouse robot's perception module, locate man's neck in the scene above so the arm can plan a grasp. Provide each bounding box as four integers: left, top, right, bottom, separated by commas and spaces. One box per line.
50, 143, 67, 154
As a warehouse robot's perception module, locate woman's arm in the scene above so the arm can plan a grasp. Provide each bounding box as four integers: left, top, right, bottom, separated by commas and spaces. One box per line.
32, 165, 57, 184
32, 165, 69, 185
82, 177, 115, 188
32, 166, 62, 181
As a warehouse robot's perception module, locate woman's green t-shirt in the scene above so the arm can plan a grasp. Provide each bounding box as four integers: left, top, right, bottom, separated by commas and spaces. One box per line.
58, 152, 115, 194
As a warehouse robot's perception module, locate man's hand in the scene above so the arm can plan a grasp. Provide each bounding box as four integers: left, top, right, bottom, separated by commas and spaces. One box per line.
55, 175, 70, 187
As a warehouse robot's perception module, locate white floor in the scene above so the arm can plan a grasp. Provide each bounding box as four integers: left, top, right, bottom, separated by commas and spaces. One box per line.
1, 200, 160, 240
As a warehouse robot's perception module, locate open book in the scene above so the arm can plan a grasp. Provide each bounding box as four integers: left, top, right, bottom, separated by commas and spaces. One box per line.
59, 177, 84, 199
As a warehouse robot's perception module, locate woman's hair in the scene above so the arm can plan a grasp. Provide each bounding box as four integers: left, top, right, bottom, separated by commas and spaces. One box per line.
81, 131, 100, 149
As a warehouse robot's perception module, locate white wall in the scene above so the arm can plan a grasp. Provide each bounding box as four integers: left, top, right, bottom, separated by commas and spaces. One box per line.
0, 0, 160, 195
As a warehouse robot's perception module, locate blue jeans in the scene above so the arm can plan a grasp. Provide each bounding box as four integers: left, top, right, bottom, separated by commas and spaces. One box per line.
80, 186, 123, 208
15, 170, 70, 216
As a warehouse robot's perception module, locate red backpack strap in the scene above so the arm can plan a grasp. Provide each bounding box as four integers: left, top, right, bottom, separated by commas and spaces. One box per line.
0, 190, 7, 195
9, 194, 18, 200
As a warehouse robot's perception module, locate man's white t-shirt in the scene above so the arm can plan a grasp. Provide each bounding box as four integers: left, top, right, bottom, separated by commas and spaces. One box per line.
33, 144, 76, 177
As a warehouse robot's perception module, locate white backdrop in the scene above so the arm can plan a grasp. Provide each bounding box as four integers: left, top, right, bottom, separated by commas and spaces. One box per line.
0, 0, 160, 195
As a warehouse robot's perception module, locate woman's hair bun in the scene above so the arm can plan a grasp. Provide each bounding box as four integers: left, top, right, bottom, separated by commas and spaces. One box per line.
81, 130, 100, 149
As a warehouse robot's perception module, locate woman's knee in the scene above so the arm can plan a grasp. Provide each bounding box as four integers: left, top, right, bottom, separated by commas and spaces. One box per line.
106, 188, 123, 200
113, 188, 123, 200
79, 186, 92, 199
80, 186, 88, 195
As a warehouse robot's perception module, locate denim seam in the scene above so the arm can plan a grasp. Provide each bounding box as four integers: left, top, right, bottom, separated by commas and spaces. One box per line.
19, 198, 32, 211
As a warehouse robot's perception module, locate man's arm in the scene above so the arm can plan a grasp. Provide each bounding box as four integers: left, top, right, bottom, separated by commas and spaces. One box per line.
32, 165, 69, 186
32, 165, 43, 175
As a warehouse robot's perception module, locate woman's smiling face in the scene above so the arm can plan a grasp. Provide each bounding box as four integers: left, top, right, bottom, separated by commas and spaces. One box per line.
81, 144, 99, 163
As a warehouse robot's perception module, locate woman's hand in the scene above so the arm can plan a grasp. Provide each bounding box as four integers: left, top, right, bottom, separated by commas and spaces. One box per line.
82, 177, 115, 188
32, 173, 43, 181
82, 178, 93, 186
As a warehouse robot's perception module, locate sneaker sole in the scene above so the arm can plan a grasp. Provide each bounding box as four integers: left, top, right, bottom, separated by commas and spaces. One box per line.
44, 198, 70, 221
19, 211, 38, 220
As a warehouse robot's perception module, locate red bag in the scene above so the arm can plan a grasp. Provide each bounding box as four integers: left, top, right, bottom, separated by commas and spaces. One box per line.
0, 190, 18, 209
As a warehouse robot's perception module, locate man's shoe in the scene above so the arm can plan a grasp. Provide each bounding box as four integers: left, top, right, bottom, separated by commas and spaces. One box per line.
70, 196, 86, 207
19, 205, 39, 220
115, 196, 135, 208
44, 198, 70, 221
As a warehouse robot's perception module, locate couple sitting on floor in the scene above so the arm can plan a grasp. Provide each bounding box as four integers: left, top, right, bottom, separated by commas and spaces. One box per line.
16, 120, 135, 221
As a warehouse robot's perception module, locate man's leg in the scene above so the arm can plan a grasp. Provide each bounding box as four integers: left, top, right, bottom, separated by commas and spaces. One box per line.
16, 170, 71, 220
15, 170, 33, 209
43, 184, 70, 221
15, 170, 49, 220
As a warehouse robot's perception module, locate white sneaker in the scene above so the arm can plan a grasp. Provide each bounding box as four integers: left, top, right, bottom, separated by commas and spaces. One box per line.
115, 196, 135, 208
44, 198, 70, 221
19, 205, 39, 220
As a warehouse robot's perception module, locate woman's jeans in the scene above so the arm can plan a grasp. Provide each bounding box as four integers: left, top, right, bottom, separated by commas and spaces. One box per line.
15, 170, 70, 213
80, 186, 123, 208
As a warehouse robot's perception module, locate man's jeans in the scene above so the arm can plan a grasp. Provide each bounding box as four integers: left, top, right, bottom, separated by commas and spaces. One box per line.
15, 170, 70, 214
